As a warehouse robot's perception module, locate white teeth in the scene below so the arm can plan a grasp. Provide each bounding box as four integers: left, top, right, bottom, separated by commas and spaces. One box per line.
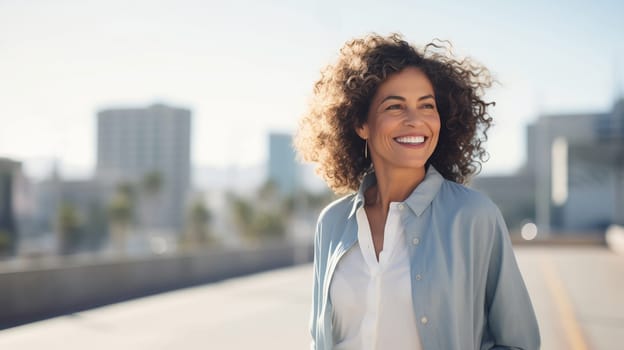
395, 136, 425, 144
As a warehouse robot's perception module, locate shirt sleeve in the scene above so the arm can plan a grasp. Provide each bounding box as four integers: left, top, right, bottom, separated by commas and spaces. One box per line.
309, 220, 322, 350
482, 208, 541, 350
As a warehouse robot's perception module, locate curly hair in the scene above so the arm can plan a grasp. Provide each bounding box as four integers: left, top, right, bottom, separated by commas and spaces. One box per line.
294, 33, 495, 194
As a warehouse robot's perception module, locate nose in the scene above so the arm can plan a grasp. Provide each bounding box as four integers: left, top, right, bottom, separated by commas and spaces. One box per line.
404, 108, 422, 127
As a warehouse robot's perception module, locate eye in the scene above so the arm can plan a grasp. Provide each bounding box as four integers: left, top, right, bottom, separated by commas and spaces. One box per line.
386, 104, 403, 110
422, 103, 436, 110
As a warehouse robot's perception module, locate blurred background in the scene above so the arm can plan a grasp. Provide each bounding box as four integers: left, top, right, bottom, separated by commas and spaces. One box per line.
0, 0, 623, 349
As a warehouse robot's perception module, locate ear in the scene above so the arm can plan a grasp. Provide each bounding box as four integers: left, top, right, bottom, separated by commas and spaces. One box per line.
355, 122, 369, 140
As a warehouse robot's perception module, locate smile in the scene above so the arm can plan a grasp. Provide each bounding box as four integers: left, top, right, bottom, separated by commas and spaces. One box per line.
394, 135, 426, 145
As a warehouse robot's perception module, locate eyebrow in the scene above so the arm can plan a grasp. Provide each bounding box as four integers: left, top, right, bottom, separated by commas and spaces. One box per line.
379, 94, 435, 104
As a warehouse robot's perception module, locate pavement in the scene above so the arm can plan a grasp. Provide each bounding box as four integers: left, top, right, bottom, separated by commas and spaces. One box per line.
0, 246, 622, 349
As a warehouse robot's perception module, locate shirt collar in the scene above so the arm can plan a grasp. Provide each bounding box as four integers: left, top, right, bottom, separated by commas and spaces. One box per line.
348, 165, 445, 218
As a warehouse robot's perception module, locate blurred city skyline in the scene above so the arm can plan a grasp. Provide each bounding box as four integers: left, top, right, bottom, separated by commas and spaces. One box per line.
1, 0, 623, 181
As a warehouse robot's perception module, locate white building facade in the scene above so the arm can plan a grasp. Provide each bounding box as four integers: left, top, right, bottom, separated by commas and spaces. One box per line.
96, 103, 191, 232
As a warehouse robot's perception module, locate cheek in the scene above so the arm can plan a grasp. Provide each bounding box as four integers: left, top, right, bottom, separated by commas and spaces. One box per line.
428, 115, 442, 149
378, 122, 396, 137
431, 115, 441, 136
367, 119, 391, 142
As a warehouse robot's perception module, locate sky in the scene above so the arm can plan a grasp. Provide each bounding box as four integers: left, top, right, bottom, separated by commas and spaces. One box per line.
1, 0, 623, 180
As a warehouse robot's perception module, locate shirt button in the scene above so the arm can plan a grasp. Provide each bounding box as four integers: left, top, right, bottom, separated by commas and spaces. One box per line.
398, 203, 405, 210
412, 238, 420, 245
415, 274, 422, 280
421, 316, 428, 324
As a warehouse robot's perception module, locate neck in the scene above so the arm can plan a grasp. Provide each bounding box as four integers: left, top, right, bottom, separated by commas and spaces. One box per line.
365, 165, 427, 214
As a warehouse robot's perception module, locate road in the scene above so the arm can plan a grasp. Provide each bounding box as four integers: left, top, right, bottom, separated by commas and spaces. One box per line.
0, 246, 622, 349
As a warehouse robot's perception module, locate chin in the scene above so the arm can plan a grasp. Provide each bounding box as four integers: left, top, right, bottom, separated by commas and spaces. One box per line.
393, 161, 428, 171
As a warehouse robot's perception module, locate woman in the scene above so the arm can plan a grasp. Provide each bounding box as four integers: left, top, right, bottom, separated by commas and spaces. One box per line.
295, 33, 540, 349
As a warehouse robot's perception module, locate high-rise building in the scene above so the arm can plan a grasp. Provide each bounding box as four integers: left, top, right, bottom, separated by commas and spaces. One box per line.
96, 103, 191, 231
268, 132, 297, 195
474, 98, 624, 235
531, 98, 624, 233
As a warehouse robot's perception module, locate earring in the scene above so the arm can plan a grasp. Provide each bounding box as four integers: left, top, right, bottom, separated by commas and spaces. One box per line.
364, 139, 368, 159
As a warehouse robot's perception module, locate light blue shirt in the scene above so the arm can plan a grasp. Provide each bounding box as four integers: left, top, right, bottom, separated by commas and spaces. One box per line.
309, 166, 540, 349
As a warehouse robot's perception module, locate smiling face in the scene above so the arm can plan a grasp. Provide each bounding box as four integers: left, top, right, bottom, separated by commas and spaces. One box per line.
356, 67, 440, 176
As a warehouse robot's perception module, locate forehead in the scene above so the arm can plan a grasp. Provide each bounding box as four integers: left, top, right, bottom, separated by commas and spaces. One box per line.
373, 67, 434, 100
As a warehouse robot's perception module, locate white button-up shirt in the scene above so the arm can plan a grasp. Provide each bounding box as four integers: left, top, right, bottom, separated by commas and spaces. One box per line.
329, 203, 423, 349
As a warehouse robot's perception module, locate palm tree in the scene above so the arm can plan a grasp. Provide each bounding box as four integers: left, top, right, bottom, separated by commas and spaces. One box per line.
140, 171, 163, 232
228, 193, 255, 239
107, 184, 134, 255
0, 229, 12, 257
227, 189, 286, 243
182, 198, 213, 248
56, 203, 81, 254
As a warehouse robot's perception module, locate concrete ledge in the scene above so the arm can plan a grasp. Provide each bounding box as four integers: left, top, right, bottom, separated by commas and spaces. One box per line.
0, 242, 313, 329
511, 233, 606, 246
511, 237, 606, 246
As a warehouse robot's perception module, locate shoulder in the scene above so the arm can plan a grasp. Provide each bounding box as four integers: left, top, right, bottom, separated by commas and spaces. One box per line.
437, 179, 503, 223
436, 180, 510, 252
312, 193, 356, 254
316, 193, 356, 228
